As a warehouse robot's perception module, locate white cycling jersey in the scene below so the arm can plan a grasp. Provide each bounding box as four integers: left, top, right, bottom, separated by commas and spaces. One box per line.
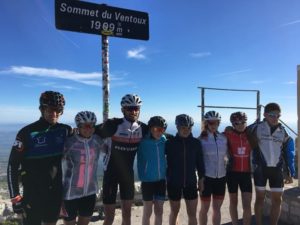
253, 121, 289, 167
199, 131, 228, 178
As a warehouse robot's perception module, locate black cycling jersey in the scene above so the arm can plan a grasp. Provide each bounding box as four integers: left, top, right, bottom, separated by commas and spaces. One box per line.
7, 117, 72, 198
165, 133, 205, 188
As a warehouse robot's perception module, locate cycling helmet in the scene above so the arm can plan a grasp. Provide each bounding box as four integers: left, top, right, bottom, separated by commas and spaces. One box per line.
175, 114, 194, 127
120, 94, 142, 107
264, 102, 281, 113
39, 91, 65, 110
230, 111, 247, 123
148, 116, 167, 129
75, 111, 97, 127
204, 111, 221, 121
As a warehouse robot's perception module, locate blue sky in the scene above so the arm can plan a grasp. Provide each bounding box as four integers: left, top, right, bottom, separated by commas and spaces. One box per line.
0, 0, 299, 135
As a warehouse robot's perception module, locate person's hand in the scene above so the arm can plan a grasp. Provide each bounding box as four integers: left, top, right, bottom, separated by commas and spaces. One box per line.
198, 177, 205, 193
284, 176, 293, 184
11, 195, 26, 217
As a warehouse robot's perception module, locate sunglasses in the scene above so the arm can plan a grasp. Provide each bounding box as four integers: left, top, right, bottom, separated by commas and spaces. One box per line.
233, 121, 246, 126
267, 112, 281, 119
79, 123, 95, 129
45, 107, 63, 114
152, 127, 165, 133
124, 106, 140, 112
207, 121, 219, 126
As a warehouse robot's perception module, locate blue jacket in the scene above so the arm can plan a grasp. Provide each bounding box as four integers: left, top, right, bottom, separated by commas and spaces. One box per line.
137, 134, 167, 182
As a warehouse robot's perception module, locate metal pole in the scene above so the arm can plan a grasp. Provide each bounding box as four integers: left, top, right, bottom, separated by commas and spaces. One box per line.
297, 65, 300, 187
102, 35, 109, 122
257, 91, 261, 121
201, 88, 205, 122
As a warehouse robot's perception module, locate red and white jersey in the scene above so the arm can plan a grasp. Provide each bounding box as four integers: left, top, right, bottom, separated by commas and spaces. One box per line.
225, 129, 252, 172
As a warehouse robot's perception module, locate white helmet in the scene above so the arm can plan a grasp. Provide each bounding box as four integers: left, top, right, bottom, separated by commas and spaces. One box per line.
120, 94, 142, 107
75, 111, 97, 127
204, 111, 221, 121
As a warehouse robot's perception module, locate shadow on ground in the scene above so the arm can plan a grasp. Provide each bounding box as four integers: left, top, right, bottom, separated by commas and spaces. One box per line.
221, 215, 293, 225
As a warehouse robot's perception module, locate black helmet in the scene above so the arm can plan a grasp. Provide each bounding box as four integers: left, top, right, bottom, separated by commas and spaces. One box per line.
39, 91, 65, 110
230, 111, 247, 123
264, 102, 281, 113
148, 116, 167, 129
175, 114, 194, 127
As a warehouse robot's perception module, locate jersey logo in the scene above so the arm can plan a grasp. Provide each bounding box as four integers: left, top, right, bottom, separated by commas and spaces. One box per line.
13, 140, 24, 152
237, 147, 246, 155
37, 137, 46, 145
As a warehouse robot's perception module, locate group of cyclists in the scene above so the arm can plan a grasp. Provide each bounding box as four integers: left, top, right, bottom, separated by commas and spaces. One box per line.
6, 91, 295, 225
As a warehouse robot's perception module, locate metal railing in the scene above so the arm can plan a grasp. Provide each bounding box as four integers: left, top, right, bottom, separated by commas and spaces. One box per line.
197, 86, 298, 136
198, 87, 261, 121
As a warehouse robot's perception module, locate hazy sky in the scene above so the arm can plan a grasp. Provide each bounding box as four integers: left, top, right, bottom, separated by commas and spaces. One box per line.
0, 0, 299, 134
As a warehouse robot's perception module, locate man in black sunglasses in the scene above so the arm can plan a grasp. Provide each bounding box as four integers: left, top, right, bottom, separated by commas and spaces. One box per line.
247, 102, 295, 225
95, 94, 148, 225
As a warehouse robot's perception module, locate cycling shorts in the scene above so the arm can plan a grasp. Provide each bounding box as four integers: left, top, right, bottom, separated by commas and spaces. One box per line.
167, 184, 198, 201
63, 194, 96, 221
253, 166, 284, 192
22, 174, 62, 225
200, 176, 226, 201
227, 171, 252, 193
102, 170, 134, 204
141, 180, 166, 201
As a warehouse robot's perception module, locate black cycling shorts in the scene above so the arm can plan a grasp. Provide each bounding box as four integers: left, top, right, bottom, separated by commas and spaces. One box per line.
63, 194, 96, 221
227, 171, 252, 193
253, 166, 284, 192
22, 174, 63, 225
200, 176, 226, 201
167, 184, 198, 201
102, 170, 135, 204
141, 180, 166, 201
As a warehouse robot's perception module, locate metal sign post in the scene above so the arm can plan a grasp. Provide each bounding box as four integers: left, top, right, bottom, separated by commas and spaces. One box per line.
297, 65, 300, 187
55, 0, 149, 121
102, 36, 109, 122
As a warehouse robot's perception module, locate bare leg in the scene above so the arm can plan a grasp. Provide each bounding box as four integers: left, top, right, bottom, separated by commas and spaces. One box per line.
103, 204, 116, 225
154, 200, 164, 225
229, 193, 238, 225
270, 191, 283, 225
254, 189, 265, 225
142, 201, 153, 225
212, 198, 224, 225
199, 199, 210, 225
241, 192, 252, 225
121, 200, 133, 225
77, 216, 91, 225
169, 200, 180, 225
185, 198, 198, 225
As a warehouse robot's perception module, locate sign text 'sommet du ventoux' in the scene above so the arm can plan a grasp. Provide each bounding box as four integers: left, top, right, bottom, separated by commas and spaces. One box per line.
55, 0, 149, 40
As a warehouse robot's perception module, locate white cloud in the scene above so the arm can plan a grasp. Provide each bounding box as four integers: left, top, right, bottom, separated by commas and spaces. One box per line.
280, 19, 300, 27
127, 46, 146, 59
0, 66, 132, 88
250, 80, 265, 84
213, 69, 251, 77
283, 81, 296, 85
190, 52, 211, 58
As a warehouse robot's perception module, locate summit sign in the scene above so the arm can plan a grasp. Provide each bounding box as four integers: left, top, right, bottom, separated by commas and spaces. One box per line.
55, 0, 149, 40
